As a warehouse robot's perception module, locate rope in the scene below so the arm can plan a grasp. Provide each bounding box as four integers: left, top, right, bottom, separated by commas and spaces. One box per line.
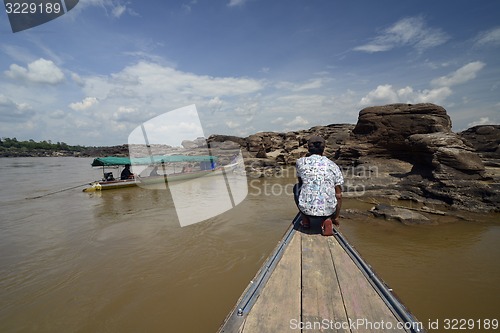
26, 183, 89, 200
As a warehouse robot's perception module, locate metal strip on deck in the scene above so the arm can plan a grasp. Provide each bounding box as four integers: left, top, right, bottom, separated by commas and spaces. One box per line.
217, 213, 301, 332
331, 227, 424, 333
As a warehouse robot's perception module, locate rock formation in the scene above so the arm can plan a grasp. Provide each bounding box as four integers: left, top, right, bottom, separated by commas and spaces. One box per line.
369, 204, 432, 225
352, 103, 452, 158
460, 125, 500, 162
208, 103, 500, 213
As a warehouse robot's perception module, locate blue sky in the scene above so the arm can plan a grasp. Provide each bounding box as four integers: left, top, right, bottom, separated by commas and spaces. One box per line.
1, 0, 499, 146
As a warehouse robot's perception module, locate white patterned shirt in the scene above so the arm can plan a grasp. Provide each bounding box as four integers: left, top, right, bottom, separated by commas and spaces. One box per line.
296, 154, 344, 217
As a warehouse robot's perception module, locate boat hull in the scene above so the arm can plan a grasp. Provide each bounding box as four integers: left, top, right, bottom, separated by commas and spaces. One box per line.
82, 179, 137, 192
83, 167, 231, 192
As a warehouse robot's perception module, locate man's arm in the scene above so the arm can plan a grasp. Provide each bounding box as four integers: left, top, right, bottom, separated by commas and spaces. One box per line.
333, 185, 342, 226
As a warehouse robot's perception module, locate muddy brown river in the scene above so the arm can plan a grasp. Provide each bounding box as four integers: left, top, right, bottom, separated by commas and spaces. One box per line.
0, 157, 498, 332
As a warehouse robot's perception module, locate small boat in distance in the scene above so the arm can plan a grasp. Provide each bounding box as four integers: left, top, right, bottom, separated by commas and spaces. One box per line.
83, 154, 225, 192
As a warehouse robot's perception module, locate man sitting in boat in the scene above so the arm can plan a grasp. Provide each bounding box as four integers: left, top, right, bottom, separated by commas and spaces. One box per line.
295, 135, 344, 236
120, 164, 135, 180
104, 172, 115, 181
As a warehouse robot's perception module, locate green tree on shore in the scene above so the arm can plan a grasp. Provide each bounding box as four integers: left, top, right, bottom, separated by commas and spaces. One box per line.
0, 137, 78, 152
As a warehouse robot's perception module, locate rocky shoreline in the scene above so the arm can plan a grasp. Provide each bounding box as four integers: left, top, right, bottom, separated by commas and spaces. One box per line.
208, 103, 500, 217
4, 103, 499, 219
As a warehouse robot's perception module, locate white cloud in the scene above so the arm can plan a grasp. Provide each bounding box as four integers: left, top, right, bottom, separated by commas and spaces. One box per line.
208, 96, 224, 113
225, 120, 240, 129
467, 117, 494, 128
474, 27, 500, 47
234, 101, 259, 122
69, 97, 99, 111
276, 78, 326, 92
423, 60, 452, 70
359, 84, 399, 105
90, 61, 264, 99
0, 44, 34, 64
5, 58, 65, 84
71, 72, 84, 85
354, 44, 391, 53
271, 117, 284, 124
0, 94, 34, 122
63, 62, 266, 143
285, 116, 309, 127
1, 55, 490, 145
127, 105, 205, 146
357, 61, 484, 110
417, 87, 453, 103
49, 110, 66, 119
359, 84, 452, 106
431, 61, 485, 87
75, 0, 136, 17
227, 0, 247, 7
113, 106, 137, 122
354, 16, 449, 53
111, 5, 126, 17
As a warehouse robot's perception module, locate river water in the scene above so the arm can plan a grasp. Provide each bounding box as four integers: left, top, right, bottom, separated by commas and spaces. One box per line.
0, 157, 499, 332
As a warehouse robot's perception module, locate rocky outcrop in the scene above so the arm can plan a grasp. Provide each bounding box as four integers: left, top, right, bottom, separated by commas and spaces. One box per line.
369, 204, 432, 225
181, 137, 207, 149
352, 103, 452, 158
407, 132, 485, 179
208, 103, 499, 213
459, 125, 500, 162
208, 124, 353, 166
345, 103, 483, 177
335, 104, 498, 212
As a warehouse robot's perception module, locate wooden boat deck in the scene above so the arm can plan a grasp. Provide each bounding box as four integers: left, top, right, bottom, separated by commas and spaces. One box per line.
218, 215, 424, 333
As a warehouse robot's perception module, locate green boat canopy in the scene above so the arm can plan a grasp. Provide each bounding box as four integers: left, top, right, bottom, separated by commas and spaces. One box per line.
91, 155, 218, 167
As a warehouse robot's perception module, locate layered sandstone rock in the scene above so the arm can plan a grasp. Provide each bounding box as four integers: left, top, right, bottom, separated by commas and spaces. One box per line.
352, 103, 451, 155
207, 103, 499, 212
459, 125, 500, 161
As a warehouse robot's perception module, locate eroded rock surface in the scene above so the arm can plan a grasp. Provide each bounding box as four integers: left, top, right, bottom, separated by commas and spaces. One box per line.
207, 103, 500, 212
370, 204, 432, 225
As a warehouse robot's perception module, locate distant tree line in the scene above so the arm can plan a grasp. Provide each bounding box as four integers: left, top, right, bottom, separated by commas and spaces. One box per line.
0, 137, 86, 152
0, 137, 129, 157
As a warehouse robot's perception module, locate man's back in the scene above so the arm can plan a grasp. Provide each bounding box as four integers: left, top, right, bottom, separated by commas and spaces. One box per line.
296, 154, 343, 217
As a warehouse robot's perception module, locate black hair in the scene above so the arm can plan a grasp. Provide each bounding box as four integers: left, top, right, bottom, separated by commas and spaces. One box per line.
308, 142, 324, 155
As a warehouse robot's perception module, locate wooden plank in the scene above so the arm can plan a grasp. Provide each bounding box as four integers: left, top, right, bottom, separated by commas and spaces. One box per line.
301, 234, 350, 333
241, 232, 302, 332
328, 235, 408, 333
